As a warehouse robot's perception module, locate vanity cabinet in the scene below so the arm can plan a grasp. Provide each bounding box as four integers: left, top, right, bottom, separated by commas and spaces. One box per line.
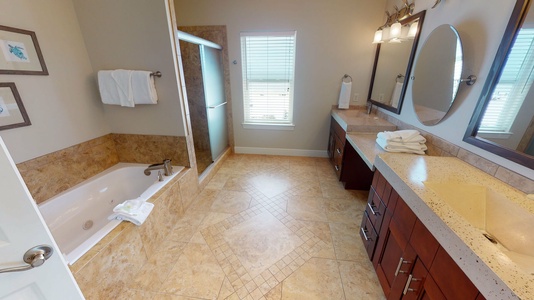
328, 117, 373, 190
362, 171, 486, 300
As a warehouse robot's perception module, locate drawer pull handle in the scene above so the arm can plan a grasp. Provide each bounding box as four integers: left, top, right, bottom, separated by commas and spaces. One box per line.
336, 148, 341, 154
394, 257, 412, 276
360, 227, 371, 241
367, 202, 378, 216
403, 274, 420, 295
334, 165, 339, 171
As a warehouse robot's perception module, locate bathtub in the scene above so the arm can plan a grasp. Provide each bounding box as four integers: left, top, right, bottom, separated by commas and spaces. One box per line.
38, 163, 183, 265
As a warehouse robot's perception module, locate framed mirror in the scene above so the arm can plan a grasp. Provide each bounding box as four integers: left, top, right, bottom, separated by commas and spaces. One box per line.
412, 24, 464, 126
464, 0, 534, 169
368, 10, 426, 114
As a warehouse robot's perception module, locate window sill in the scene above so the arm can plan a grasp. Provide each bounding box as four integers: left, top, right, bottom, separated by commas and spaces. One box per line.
242, 123, 295, 131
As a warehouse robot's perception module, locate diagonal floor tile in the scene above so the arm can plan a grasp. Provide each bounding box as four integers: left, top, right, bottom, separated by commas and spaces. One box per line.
210, 190, 251, 214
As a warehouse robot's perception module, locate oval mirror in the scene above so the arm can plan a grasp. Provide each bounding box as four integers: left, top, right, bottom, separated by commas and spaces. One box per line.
368, 11, 426, 114
412, 24, 463, 126
464, 0, 534, 169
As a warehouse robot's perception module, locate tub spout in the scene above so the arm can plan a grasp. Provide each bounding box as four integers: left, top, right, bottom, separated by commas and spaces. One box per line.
144, 159, 173, 176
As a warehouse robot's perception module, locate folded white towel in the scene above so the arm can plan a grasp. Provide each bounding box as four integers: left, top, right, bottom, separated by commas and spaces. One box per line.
377, 130, 426, 143
376, 138, 426, 155
108, 199, 154, 226
131, 71, 158, 104
338, 82, 351, 109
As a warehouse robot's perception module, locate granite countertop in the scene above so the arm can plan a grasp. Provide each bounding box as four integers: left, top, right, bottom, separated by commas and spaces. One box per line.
331, 109, 396, 132
375, 153, 533, 299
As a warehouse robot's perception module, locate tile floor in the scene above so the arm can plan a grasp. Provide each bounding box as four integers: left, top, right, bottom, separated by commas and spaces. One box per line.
126, 154, 385, 300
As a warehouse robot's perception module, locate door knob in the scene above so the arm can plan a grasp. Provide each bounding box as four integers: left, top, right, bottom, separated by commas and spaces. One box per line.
0, 245, 53, 274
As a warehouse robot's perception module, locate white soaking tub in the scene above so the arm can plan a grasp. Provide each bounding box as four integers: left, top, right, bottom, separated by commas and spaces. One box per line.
38, 163, 183, 264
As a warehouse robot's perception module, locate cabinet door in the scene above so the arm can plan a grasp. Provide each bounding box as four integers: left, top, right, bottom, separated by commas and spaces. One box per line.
375, 216, 412, 297
429, 247, 479, 300
328, 126, 335, 162
418, 274, 446, 300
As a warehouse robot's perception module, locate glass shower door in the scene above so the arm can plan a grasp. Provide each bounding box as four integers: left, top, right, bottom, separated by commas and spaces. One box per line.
200, 45, 228, 160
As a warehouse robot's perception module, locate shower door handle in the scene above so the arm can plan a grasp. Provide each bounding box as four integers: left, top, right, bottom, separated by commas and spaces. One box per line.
0, 245, 53, 274
208, 102, 227, 109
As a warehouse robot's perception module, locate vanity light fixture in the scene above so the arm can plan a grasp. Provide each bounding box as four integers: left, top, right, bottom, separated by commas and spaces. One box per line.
407, 21, 419, 39
371, 0, 416, 44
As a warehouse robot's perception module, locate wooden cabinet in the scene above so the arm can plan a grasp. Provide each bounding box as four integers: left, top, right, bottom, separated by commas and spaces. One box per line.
328, 117, 373, 190
362, 171, 486, 300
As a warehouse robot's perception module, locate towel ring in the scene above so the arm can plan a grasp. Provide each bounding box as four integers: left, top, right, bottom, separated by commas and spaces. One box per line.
150, 71, 162, 78
342, 74, 352, 83
396, 74, 405, 83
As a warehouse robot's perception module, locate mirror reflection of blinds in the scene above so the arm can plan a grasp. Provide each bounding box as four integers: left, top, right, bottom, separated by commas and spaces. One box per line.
241, 31, 296, 124
480, 28, 534, 133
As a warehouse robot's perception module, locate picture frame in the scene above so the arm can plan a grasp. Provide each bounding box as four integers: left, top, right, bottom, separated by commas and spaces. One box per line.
0, 25, 48, 75
0, 82, 31, 130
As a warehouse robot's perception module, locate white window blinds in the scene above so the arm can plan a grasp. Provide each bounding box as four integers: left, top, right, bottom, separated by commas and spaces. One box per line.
480, 28, 534, 133
241, 31, 296, 125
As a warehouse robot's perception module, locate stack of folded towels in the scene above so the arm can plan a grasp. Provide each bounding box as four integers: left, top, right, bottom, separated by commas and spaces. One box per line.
376, 130, 427, 155
108, 198, 154, 226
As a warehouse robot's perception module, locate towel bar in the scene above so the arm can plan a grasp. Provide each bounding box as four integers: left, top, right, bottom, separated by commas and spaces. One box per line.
150, 71, 162, 78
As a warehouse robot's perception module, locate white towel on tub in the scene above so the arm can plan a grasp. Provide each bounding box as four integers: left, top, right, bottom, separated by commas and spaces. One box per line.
108, 199, 154, 226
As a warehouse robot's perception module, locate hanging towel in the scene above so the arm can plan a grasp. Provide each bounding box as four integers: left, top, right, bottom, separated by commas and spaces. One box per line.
338, 82, 351, 109
97, 71, 121, 105
131, 71, 158, 104
108, 198, 154, 226
97, 70, 135, 107
390, 82, 403, 107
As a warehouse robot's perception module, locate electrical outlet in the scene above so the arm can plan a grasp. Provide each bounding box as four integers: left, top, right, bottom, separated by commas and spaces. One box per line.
352, 93, 359, 102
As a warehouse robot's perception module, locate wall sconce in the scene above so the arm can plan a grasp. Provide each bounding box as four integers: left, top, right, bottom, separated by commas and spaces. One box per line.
372, 0, 415, 44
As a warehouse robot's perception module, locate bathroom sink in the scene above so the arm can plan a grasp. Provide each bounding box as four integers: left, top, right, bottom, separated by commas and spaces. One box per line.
332, 109, 397, 132
424, 181, 534, 273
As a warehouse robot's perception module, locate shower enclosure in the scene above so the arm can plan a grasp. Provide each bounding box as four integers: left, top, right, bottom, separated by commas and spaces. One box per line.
179, 31, 229, 175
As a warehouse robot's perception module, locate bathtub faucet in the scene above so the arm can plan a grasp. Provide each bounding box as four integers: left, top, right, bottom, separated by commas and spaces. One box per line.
144, 159, 173, 176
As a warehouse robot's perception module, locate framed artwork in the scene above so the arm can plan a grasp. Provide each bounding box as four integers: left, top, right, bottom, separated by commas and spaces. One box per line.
0, 82, 31, 130
0, 25, 48, 75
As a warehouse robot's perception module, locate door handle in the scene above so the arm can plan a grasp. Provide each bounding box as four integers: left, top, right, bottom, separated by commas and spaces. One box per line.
0, 245, 53, 274
208, 102, 228, 109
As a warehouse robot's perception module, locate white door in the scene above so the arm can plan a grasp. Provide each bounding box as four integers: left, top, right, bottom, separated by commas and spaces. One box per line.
0, 138, 84, 299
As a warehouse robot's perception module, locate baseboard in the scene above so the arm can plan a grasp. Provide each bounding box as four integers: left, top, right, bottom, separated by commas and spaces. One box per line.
234, 146, 328, 158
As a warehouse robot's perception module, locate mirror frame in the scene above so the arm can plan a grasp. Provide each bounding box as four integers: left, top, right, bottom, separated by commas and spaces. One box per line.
368, 10, 426, 114
463, 0, 534, 169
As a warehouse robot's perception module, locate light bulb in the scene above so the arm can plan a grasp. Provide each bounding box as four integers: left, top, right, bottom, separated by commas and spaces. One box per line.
407, 21, 419, 39
382, 27, 390, 41
372, 29, 383, 44
390, 22, 402, 39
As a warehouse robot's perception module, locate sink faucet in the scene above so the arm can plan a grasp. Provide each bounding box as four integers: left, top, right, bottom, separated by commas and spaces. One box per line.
144, 159, 173, 176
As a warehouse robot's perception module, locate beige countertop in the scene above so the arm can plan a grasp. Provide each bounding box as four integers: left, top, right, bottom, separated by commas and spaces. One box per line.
331, 109, 396, 132
375, 153, 533, 299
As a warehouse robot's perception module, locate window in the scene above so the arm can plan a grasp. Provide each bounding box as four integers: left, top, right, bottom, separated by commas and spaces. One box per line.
240, 31, 296, 128
479, 28, 534, 134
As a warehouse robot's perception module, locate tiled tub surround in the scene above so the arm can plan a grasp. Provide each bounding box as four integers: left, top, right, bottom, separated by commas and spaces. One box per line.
70, 166, 199, 299
375, 153, 533, 299
16, 133, 189, 204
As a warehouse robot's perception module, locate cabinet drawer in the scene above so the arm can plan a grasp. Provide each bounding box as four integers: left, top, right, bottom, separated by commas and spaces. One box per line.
331, 117, 346, 144
366, 187, 387, 230
360, 211, 379, 260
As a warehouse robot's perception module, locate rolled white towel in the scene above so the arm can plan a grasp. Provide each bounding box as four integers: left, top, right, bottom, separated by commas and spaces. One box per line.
377, 130, 426, 143
376, 138, 426, 155
108, 199, 154, 226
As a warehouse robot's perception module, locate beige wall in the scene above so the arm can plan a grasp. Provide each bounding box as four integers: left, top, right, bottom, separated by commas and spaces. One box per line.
382, 0, 532, 179
174, 0, 386, 155
72, 0, 187, 137
0, 0, 110, 163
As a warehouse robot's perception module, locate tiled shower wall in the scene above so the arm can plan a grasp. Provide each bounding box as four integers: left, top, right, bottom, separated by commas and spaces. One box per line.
376, 110, 534, 194
17, 133, 189, 204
